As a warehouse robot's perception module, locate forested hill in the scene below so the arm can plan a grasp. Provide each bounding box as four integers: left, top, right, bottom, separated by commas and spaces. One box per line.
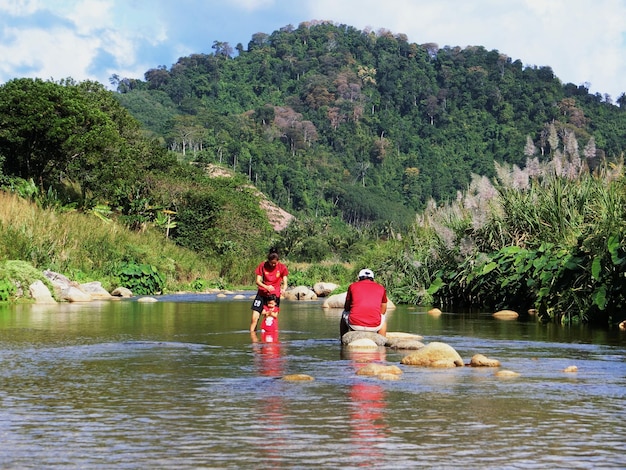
114, 20, 626, 230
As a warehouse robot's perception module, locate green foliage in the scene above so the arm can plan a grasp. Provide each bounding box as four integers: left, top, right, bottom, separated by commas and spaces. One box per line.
288, 262, 352, 289
116, 262, 165, 295
0, 278, 16, 301
116, 22, 626, 228
424, 164, 626, 325
0, 260, 51, 301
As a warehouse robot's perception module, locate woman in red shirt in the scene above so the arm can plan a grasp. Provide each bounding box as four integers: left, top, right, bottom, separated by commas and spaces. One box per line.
249, 248, 289, 332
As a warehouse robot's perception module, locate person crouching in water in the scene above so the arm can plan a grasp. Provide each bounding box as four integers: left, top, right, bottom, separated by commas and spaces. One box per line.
261, 295, 280, 342
340, 268, 388, 338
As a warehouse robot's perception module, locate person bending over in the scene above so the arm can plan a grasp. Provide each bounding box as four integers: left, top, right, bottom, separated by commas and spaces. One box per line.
249, 248, 288, 332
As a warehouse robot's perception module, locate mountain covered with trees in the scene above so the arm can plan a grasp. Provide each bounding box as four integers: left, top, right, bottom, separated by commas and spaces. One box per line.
113, 20, 626, 233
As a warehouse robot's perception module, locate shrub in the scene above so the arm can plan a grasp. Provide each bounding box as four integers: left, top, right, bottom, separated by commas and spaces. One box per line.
117, 262, 165, 295
0, 278, 16, 301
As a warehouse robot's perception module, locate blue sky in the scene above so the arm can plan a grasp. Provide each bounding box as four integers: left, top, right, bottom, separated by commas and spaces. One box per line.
1, 0, 625, 100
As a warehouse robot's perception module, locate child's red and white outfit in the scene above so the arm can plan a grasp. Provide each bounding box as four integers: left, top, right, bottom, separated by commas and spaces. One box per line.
261, 304, 279, 335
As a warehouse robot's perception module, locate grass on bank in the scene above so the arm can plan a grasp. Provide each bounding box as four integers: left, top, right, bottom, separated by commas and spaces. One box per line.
0, 190, 221, 293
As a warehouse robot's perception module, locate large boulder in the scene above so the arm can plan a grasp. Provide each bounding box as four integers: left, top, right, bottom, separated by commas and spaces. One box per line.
322, 292, 346, 308
313, 282, 339, 297
79, 281, 112, 300
283, 286, 317, 301
29, 280, 56, 304
493, 310, 519, 319
60, 286, 93, 302
400, 341, 464, 367
469, 353, 501, 367
43, 270, 77, 297
61, 286, 92, 302
111, 287, 133, 298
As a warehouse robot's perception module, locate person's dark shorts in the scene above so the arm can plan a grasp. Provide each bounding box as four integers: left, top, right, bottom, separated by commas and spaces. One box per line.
251, 294, 281, 313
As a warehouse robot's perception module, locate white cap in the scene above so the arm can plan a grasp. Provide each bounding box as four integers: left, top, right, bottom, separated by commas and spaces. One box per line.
358, 268, 374, 280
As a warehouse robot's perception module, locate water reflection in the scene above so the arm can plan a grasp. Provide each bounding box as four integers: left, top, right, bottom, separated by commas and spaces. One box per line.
0, 297, 624, 468
343, 347, 389, 466
251, 331, 287, 465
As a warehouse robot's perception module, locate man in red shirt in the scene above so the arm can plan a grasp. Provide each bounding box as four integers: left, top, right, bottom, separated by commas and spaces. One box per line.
340, 268, 388, 338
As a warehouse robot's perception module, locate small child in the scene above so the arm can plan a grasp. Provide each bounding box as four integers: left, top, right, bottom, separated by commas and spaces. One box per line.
261, 295, 280, 338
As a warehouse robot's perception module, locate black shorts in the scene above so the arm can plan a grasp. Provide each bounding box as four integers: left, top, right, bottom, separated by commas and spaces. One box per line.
251, 294, 281, 313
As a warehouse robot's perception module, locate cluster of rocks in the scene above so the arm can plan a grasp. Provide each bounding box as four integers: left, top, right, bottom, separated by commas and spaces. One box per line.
334, 330, 579, 380
282, 282, 340, 301
28, 270, 133, 303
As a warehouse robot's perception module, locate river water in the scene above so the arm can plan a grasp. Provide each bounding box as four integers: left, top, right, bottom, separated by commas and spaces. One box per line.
0, 293, 624, 469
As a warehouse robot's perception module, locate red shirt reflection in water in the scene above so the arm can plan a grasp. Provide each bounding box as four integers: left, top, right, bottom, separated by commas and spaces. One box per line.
256, 332, 283, 376
252, 331, 285, 462
348, 348, 388, 463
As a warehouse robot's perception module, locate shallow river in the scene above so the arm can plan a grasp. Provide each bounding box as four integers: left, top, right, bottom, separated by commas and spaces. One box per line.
0, 293, 624, 469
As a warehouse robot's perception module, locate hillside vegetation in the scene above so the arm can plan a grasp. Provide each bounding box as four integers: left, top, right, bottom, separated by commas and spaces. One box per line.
115, 20, 626, 231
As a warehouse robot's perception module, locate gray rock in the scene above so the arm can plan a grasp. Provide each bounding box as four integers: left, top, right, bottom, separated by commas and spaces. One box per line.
29, 280, 56, 304
341, 330, 387, 346
111, 287, 133, 298
322, 292, 346, 308
283, 286, 317, 301
80, 281, 112, 300
313, 282, 339, 297
400, 341, 464, 367
61, 286, 92, 302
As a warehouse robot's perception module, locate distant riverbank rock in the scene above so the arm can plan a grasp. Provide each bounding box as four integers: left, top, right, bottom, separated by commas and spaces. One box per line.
44, 269, 116, 302
313, 282, 339, 297
493, 310, 519, 319
29, 280, 56, 304
44, 270, 77, 295
400, 341, 464, 368
61, 286, 92, 302
283, 286, 317, 300
111, 287, 133, 298
322, 292, 346, 308
79, 281, 113, 300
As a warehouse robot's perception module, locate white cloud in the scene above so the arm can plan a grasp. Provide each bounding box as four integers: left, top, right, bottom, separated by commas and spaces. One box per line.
230, 0, 276, 12
0, 0, 41, 15
0, 25, 100, 82
64, 0, 114, 35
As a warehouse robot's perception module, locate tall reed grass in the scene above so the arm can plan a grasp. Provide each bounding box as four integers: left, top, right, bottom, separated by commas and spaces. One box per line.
366, 152, 626, 325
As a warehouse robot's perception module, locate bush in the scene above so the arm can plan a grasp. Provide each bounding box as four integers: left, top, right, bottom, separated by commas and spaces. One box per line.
117, 262, 165, 295
0, 278, 16, 301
